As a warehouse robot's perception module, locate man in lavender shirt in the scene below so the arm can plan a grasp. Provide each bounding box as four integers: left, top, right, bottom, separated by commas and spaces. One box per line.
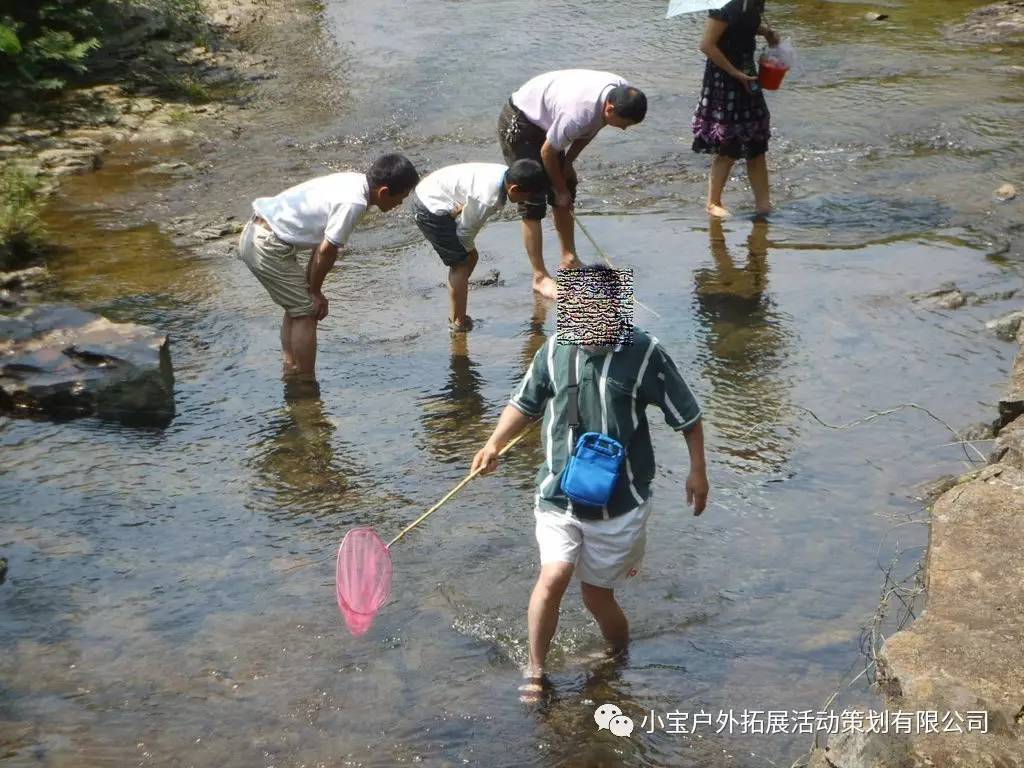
497, 70, 648, 299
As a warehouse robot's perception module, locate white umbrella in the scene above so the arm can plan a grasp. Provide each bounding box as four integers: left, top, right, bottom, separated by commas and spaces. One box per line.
665, 0, 732, 19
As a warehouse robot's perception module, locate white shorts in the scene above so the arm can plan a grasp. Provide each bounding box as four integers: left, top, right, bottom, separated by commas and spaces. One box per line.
533, 498, 652, 588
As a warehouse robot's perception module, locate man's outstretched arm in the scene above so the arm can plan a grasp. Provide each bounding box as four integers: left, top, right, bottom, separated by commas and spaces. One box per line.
471, 404, 535, 475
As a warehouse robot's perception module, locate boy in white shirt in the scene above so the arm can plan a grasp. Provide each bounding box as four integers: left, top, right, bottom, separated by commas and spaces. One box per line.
412, 159, 547, 332
238, 154, 419, 381
497, 70, 647, 299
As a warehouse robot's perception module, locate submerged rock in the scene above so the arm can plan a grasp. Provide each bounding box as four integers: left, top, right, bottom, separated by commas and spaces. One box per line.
909, 282, 968, 309
0, 305, 175, 426
995, 183, 1018, 202
864, 11, 889, 21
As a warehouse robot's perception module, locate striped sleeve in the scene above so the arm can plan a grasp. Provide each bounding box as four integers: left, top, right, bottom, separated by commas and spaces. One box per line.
641, 342, 702, 432
509, 339, 553, 417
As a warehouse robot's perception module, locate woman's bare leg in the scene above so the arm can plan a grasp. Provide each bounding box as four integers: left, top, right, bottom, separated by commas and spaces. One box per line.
746, 153, 772, 216
707, 154, 736, 217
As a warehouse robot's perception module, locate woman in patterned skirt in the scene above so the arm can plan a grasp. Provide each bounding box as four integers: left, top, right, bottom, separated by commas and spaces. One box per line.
692, 0, 780, 217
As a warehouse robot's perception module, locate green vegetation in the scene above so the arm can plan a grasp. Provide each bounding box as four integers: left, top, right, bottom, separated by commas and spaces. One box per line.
160, 72, 211, 104
0, 1, 209, 117
0, 164, 48, 270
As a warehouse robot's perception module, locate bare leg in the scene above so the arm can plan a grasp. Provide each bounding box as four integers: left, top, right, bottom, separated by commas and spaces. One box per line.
289, 315, 318, 381
580, 582, 629, 654
522, 219, 556, 300
746, 153, 771, 216
280, 313, 298, 376
526, 562, 574, 678
552, 206, 582, 269
707, 154, 736, 217
448, 249, 478, 330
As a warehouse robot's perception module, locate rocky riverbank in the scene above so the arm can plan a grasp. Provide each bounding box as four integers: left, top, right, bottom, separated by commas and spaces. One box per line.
0, 0, 281, 423
810, 330, 1024, 766
0, 0, 272, 193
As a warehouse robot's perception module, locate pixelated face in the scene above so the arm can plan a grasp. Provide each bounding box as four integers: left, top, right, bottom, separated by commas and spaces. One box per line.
556, 267, 634, 349
594, 703, 622, 729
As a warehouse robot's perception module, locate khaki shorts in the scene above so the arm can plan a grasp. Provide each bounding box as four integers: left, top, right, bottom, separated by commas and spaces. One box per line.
534, 497, 652, 588
238, 220, 315, 317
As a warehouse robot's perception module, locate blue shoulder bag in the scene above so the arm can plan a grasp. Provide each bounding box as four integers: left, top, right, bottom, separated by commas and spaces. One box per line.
560, 346, 626, 507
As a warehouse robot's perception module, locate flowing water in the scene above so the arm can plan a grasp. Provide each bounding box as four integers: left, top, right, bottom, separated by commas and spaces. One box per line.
2, 0, 1023, 766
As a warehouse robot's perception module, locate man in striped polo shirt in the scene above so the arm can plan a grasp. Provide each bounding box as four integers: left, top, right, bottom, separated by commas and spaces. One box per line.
471, 267, 708, 700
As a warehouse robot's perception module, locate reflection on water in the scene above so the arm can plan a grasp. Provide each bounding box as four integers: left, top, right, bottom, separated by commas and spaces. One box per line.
254, 380, 354, 519
694, 219, 794, 472
417, 333, 488, 463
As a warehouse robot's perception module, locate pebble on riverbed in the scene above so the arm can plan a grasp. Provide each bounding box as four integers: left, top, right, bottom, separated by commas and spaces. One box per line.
995, 183, 1017, 201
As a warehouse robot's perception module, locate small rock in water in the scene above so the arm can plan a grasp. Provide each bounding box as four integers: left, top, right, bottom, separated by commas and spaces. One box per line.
908, 282, 967, 310
985, 309, 1024, 340
470, 269, 503, 287
995, 183, 1017, 201
864, 11, 889, 21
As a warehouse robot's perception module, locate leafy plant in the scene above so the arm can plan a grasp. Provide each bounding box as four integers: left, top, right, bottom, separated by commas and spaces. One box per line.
0, 164, 48, 270
0, 2, 103, 101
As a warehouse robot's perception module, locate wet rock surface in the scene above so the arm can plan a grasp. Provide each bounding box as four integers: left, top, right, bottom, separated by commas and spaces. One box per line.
999, 335, 1024, 425
0, 305, 174, 426
908, 282, 968, 310
0, 0, 271, 196
946, 1, 1024, 43
985, 308, 1024, 340
812, 339, 1024, 768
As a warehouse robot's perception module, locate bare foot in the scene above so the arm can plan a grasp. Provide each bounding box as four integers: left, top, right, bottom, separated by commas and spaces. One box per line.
560, 255, 584, 270
532, 274, 557, 300
518, 673, 551, 705
753, 206, 773, 220
448, 315, 474, 333
706, 203, 731, 218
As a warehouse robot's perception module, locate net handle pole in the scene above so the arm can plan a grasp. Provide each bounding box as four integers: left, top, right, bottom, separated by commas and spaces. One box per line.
386, 425, 534, 549
574, 216, 661, 319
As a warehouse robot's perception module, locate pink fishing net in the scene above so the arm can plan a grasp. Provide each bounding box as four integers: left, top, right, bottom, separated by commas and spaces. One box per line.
336, 527, 393, 636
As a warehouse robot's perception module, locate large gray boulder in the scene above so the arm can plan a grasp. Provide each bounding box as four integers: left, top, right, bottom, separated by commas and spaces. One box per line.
0, 305, 174, 425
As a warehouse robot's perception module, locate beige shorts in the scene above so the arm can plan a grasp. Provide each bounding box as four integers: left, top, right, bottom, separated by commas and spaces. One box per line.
534, 497, 652, 588
238, 221, 315, 317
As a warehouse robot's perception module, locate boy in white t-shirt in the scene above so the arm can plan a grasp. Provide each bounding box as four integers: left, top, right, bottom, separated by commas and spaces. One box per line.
412, 159, 548, 332
238, 154, 419, 380
497, 70, 648, 299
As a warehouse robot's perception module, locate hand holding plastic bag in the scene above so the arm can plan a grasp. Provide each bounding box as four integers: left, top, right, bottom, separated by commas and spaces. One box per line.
761, 37, 797, 71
